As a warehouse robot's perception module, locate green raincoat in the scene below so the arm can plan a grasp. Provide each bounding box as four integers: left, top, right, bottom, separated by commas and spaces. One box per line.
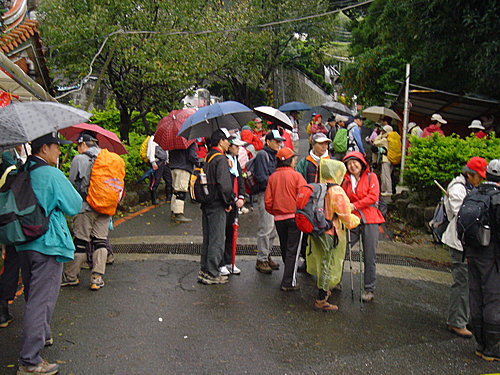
306, 159, 360, 291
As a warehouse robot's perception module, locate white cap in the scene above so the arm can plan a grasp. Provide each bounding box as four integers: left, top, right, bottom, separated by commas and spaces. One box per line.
431, 113, 447, 124
468, 119, 485, 130
382, 125, 393, 133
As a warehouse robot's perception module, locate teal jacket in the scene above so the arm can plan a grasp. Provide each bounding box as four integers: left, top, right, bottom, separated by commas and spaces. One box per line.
16, 156, 83, 263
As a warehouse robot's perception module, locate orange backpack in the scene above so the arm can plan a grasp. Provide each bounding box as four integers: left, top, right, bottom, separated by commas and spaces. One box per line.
86, 149, 125, 216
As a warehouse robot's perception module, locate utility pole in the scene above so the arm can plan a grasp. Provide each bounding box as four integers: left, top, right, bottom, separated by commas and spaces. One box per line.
400, 63, 410, 185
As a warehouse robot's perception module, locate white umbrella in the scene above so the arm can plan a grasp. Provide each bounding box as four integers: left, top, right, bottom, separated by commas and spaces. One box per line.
0, 102, 92, 149
321, 101, 353, 116
361, 106, 401, 122
253, 106, 293, 130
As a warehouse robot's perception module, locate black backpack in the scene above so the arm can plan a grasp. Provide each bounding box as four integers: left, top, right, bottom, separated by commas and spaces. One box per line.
456, 185, 499, 249
0, 157, 51, 245
189, 152, 222, 204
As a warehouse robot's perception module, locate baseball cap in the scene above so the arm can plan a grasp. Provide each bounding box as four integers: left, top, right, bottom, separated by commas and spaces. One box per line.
254, 117, 262, 123
210, 128, 230, 145
468, 120, 485, 130
229, 136, 245, 146
467, 157, 488, 178
382, 125, 393, 133
31, 132, 72, 150
312, 133, 332, 144
266, 129, 285, 142
76, 131, 98, 144
431, 113, 447, 124
276, 147, 296, 161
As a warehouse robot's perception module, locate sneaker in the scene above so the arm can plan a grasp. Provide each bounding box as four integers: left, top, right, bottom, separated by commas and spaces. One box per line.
199, 273, 229, 285
90, 273, 105, 291
17, 359, 59, 375
106, 254, 115, 265
267, 257, 280, 270
226, 264, 241, 275
280, 284, 300, 291
197, 270, 207, 283
362, 291, 374, 302
219, 266, 230, 276
173, 213, 192, 223
446, 325, 472, 338
44, 337, 53, 347
60, 274, 79, 287
238, 207, 249, 215
255, 260, 272, 274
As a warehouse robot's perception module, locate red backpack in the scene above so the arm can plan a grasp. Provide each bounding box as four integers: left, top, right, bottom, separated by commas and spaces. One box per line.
295, 183, 336, 237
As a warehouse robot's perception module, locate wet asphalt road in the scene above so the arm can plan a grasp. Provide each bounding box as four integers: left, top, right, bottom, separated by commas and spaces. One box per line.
1, 255, 499, 375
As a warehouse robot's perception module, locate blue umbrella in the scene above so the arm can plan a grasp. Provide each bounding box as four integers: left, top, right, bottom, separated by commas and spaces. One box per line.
278, 101, 312, 112
177, 101, 254, 139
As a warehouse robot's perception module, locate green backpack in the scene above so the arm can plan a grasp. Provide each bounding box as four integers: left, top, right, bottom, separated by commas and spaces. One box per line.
332, 128, 348, 153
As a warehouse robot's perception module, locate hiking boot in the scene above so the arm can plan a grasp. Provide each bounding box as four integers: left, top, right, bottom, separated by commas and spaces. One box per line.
44, 337, 53, 347
267, 256, 280, 270
173, 213, 192, 223
314, 298, 338, 312
226, 264, 241, 275
255, 260, 272, 274
219, 266, 230, 276
61, 274, 79, 287
199, 273, 229, 285
362, 291, 374, 302
446, 325, 473, 339
81, 262, 91, 270
0, 299, 13, 328
17, 359, 59, 375
90, 273, 105, 291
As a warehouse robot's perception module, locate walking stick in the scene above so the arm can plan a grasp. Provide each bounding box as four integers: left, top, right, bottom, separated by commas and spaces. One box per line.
359, 232, 364, 309
346, 229, 354, 300
292, 232, 303, 287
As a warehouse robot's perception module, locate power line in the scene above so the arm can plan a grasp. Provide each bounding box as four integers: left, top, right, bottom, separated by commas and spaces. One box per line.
55, 0, 374, 99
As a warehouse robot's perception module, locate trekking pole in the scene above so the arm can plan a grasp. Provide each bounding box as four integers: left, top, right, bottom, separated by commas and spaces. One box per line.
346, 229, 354, 300
359, 232, 364, 310
292, 232, 303, 287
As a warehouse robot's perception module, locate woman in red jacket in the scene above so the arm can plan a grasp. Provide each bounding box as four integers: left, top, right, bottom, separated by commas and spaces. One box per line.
265, 147, 306, 291
342, 151, 385, 302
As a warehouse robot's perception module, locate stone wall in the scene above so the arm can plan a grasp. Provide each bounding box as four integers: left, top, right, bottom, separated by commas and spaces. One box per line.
273, 67, 333, 108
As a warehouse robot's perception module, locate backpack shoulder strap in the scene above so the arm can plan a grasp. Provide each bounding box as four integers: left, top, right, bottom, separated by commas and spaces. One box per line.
206, 152, 223, 164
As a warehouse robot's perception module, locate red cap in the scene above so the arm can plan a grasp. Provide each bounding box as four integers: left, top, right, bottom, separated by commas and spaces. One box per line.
276, 147, 296, 161
467, 157, 488, 178
314, 114, 322, 122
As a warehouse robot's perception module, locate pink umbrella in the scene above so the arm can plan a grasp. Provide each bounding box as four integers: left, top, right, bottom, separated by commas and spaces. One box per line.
155, 109, 196, 150
59, 123, 127, 155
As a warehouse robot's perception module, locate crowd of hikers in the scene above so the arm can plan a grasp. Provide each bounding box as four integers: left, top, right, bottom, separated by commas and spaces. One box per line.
0, 108, 498, 374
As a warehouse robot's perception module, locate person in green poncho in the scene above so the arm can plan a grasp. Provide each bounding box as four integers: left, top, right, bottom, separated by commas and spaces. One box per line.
306, 158, 360, 311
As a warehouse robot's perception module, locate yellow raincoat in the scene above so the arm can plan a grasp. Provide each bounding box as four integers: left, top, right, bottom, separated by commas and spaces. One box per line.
306, 159, 360, 291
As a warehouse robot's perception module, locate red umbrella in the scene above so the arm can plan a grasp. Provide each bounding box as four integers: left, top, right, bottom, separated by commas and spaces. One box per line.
155, 109, 196, 151
59, 123, 127, 155
232, 217, 239, 271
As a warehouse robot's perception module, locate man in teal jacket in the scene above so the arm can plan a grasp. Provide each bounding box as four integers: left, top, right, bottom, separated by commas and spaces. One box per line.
16, 132, 82, 375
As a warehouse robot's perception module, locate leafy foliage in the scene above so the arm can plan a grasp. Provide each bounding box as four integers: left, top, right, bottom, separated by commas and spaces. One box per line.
404, 133, 500, 199
343, 0, 500, 104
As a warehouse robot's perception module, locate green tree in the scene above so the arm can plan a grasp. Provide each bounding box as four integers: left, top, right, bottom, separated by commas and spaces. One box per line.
39, 0, 216, 143
343, 0, 500, 104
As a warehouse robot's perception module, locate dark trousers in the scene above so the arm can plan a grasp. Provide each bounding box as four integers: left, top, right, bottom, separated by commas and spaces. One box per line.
201, 205, 226, 277
150, 160, 173, 197
221, 206, 238, 267
350, 224, 378, 292
468, 255, 500, 344
0, 245, 20, 301
18, 250, 62, 366
275, 219, 301, 288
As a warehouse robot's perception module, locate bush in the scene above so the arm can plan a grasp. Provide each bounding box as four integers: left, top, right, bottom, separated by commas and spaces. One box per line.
404, 133, 500, 200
